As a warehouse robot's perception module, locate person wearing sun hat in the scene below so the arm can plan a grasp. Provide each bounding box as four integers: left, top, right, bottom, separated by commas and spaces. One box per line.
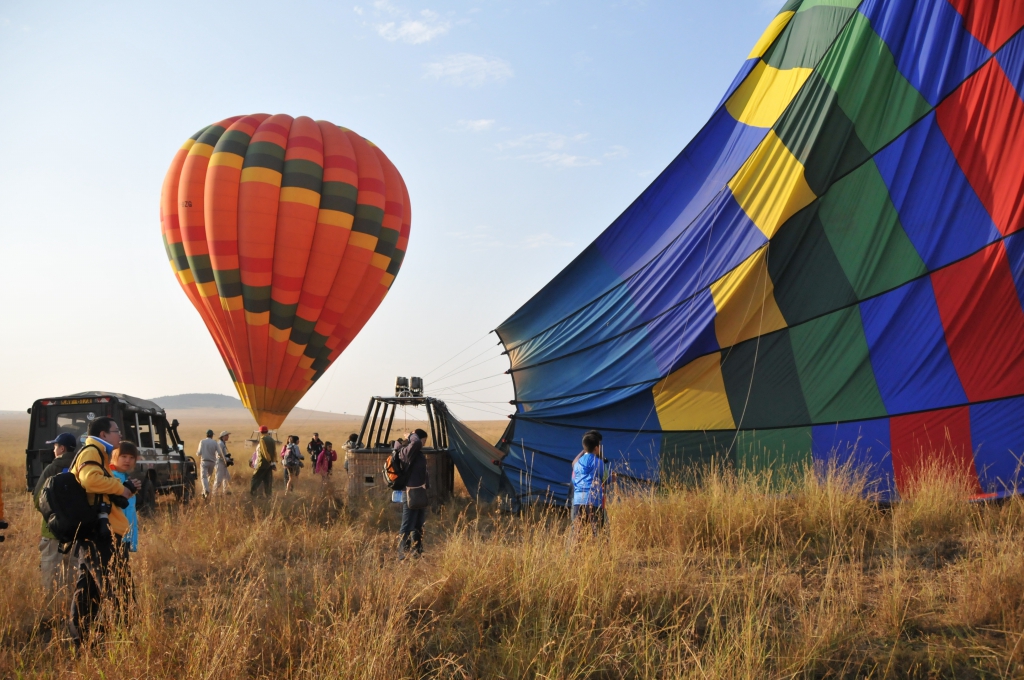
213, 431, 232, 494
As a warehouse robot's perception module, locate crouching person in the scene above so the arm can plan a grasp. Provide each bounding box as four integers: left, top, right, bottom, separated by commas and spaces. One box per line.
67, 417, 138, 645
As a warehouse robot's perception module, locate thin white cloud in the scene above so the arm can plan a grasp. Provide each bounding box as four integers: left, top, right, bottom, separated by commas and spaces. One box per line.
369, 1, 450, 44
604, 145, 629, 159
495, 132, 622, 168
457, 119, 496, 132
496, 132, 588, 152
447, 226, 573, 252
378, 9, 449, 43
353, 6, 364, 15
424, 54, 513, 86
522, 233, 574, 249
516, 152, 600, 168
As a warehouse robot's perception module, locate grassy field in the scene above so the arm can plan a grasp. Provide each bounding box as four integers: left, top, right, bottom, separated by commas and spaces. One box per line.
3, 413, 1024, 678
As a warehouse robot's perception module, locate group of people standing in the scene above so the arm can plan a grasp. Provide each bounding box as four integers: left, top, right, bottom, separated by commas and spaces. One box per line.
0, 419, 610, 646
249, 429, 345, 497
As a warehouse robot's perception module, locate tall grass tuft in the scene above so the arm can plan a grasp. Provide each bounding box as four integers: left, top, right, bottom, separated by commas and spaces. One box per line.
2, 458, 1024, 678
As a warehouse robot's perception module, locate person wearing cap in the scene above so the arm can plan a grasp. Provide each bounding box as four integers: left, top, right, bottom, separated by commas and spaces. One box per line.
33, 432, 80, 593
196, 429, 220, 500
213, 431, 232, 495
250, 426, 277, 497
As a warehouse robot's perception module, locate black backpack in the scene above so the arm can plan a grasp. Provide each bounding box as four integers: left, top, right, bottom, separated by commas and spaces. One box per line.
38, 444, 109, 543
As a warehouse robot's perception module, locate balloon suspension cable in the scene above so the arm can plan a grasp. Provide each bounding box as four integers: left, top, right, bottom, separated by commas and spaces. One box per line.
431, 343, 507, 387
422, 332, 496, 380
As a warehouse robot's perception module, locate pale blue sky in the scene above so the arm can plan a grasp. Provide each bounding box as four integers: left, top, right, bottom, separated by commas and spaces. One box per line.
0, 0, 781, 419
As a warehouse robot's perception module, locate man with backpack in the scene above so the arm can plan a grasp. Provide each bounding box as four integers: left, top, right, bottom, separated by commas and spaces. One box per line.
34, 432, 79, 592
395, 429, 429, 559
250, 426, 277, 497
282, 435, 303, 494
67, 416, 139, 644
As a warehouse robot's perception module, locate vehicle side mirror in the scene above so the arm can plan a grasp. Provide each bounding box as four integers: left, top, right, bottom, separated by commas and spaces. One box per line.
171, 419, 179, 428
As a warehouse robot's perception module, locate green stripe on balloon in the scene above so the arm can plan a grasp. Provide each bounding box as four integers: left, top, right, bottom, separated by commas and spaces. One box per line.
818, 13, 930, 154
269, 301, 299, 330
242, 142, 286, 172
817, 160, 926, 298
768, 203, 859, 325
790, 306, 887, 422
352, 205, 384, 236
213, 268, 243, 298
763, 3, 857, 71
241, 284, 272, 313
721, 330, 812, 429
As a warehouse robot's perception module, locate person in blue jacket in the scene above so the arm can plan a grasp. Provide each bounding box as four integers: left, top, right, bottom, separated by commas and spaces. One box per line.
110, 441, 140, 552
570, 430, 609, 540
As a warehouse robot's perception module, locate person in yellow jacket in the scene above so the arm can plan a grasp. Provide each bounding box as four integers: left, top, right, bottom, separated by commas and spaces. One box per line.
250, 426, 277, 497
67, 416, 138, 644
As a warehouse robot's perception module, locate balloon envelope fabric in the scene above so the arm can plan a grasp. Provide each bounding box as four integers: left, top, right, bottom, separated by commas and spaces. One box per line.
161, 115, 410, 429
495, 0, 1024, 504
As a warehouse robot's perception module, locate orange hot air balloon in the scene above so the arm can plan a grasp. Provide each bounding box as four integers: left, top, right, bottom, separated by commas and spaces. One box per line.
160, 115, 410, 428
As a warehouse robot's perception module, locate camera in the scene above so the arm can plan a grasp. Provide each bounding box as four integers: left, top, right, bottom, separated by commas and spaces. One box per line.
224, 453, 235, 468
96, 502, 112, 543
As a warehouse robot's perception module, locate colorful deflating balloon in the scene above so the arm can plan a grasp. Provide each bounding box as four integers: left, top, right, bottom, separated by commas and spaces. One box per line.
161, 115, 410, 428
494, 0, 1024, 503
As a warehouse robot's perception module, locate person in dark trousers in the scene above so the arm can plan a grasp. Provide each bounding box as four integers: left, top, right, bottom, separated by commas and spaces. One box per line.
34, 432, 79, 593
396, 429, 429, 559
67, 416, 139, 645
250, 426, 277, 497
570, 430, 608, 541
306, 433, 324, 470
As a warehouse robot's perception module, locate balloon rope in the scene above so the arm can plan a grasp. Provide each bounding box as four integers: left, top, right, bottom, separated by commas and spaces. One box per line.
431, 343, 504, 386
422, 332, 494, 379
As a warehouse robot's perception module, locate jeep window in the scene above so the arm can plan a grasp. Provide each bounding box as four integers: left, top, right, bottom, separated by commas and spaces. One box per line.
153, 418, 172, 452
123, 416, 138, 446
56, 413, 91, 445
137, 417, 154, 448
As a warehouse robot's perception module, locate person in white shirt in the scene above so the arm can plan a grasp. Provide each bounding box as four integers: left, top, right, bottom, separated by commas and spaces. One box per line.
196, 430, 220, 499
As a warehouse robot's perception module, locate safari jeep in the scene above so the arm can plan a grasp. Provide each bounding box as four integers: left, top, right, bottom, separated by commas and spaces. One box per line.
25, 391, 197, 512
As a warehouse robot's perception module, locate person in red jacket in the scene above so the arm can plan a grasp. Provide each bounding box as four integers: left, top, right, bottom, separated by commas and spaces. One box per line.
315, 441, 337, 482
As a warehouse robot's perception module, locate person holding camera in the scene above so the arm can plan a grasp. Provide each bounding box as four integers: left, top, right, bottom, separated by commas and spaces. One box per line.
214, 431, 233, 495
67, 416, 138, 645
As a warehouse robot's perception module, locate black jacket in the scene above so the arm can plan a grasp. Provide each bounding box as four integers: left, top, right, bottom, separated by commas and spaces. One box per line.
35, 449, 79, 499
397, 435, 428, 489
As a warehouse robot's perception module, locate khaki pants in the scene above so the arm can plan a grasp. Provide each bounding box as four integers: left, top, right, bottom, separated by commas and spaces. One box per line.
39, 536, 74, 594
200, 460, 216, 496
213, 460, 231, 493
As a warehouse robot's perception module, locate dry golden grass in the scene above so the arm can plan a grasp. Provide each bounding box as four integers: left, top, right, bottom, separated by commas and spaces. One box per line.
3, 413, 1024, 678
